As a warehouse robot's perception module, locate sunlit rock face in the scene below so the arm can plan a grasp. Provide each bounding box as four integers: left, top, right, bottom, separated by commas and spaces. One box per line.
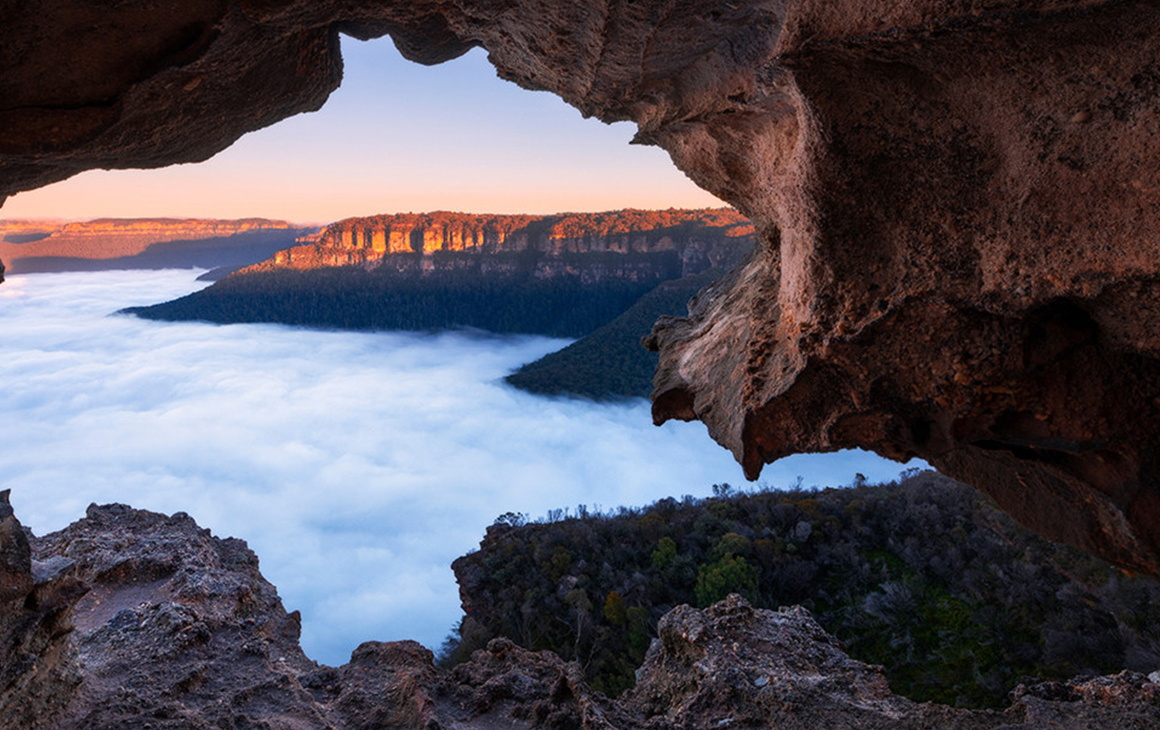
262, 209, 753, 276
2, 0, 1159, 575
0, 218, 297, 262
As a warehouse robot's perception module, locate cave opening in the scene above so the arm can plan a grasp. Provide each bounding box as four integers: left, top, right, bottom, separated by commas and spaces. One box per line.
0, 35, 721, 221
0, 32, 916, 668
4, 2, 1160, 724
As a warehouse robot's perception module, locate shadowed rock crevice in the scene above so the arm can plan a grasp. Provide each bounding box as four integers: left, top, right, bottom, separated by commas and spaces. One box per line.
3, 0, 1160, 574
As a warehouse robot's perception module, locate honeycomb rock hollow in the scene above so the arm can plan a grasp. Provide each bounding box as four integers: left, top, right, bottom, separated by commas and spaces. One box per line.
3, 0, 1160, 574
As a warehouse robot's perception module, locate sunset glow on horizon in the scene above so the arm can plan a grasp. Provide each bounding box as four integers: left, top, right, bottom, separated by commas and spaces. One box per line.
0, 36, 723, 225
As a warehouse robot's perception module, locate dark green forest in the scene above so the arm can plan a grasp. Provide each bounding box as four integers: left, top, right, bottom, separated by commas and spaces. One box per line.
504, 267, 727, 399
441, 471, 1160, 708
125, 262, 665, 339
126, 243, 752, 400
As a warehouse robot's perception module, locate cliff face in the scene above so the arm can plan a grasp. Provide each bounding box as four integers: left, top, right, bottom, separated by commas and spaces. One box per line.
2, 496, 1157, 729
0, 218, 300, 262
0, 219, 64, 243
121, 209, 754, 337
0, 218, 316, 275
258, 209, 753, 283
1, 1, 1159, 576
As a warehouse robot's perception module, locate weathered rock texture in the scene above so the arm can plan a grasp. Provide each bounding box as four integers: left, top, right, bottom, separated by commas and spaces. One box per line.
628, 596, 1160, 730
646, 0, 1160, 584
2, 1, 1160, 575
259, 208, 752, 278
2, 497, 1158, 729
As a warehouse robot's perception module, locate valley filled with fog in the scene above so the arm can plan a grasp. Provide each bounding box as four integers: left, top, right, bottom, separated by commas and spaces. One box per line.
0, 269, 916, 664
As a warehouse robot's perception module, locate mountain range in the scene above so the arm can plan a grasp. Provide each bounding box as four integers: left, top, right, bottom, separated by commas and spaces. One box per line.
125, 209, 755, 399
0, 218, 316, 275
0, 210, 753, 399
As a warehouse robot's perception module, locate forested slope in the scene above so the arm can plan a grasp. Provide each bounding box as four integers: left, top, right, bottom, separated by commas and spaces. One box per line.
444, 472, 1160, 707
124, 261, 666, 338
504, 267, 731, 399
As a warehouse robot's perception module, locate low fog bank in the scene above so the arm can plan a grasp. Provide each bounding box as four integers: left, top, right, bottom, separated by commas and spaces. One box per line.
0, 269, 919, 665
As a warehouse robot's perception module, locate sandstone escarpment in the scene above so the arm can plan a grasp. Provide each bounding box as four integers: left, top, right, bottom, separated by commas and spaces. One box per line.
0, 218, 304, 269
0, 219, 63, 243
2, 499, 1157, 729
2, 1, 1160, 575
259, 209, 752, 280
0, 218, 319, 275
126, 209, 755, 336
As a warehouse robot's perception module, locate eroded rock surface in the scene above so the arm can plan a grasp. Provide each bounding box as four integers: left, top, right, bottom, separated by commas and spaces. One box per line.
3, 1, 1160, 574
1, 499, 1158, 729
627, 598, 976, 729
631, 596, 1160, 730
646, 0, 1160, 582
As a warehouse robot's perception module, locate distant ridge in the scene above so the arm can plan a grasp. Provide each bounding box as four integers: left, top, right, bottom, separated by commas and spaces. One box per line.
0, 218, 317, 274
126, 209, 754, 398
246, 208, 752, 273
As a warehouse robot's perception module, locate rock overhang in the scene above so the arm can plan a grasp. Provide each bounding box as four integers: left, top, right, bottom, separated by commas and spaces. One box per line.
2, 0, 1159, 576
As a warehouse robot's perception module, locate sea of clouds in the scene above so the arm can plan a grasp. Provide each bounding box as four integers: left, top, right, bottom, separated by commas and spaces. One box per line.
0, 269, 921, 665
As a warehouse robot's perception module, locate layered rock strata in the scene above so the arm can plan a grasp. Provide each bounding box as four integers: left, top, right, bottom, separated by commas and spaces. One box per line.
257, 209, 753, 280
2, 497, 1158, 729
1, 1, 1159, 575
0, 219, 64, 244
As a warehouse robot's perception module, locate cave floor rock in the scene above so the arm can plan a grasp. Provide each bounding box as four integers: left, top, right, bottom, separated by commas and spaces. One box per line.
1, 495, 1158, 729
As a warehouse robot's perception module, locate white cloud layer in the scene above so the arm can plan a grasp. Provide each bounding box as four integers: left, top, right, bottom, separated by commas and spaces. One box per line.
0, 269, 922, 665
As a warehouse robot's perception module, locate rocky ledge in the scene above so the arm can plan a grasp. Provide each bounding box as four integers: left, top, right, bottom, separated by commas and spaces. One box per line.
2, 492, 1158, 729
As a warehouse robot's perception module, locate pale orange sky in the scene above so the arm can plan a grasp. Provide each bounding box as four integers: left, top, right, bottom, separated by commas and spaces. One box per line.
1, 37, 723, 225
